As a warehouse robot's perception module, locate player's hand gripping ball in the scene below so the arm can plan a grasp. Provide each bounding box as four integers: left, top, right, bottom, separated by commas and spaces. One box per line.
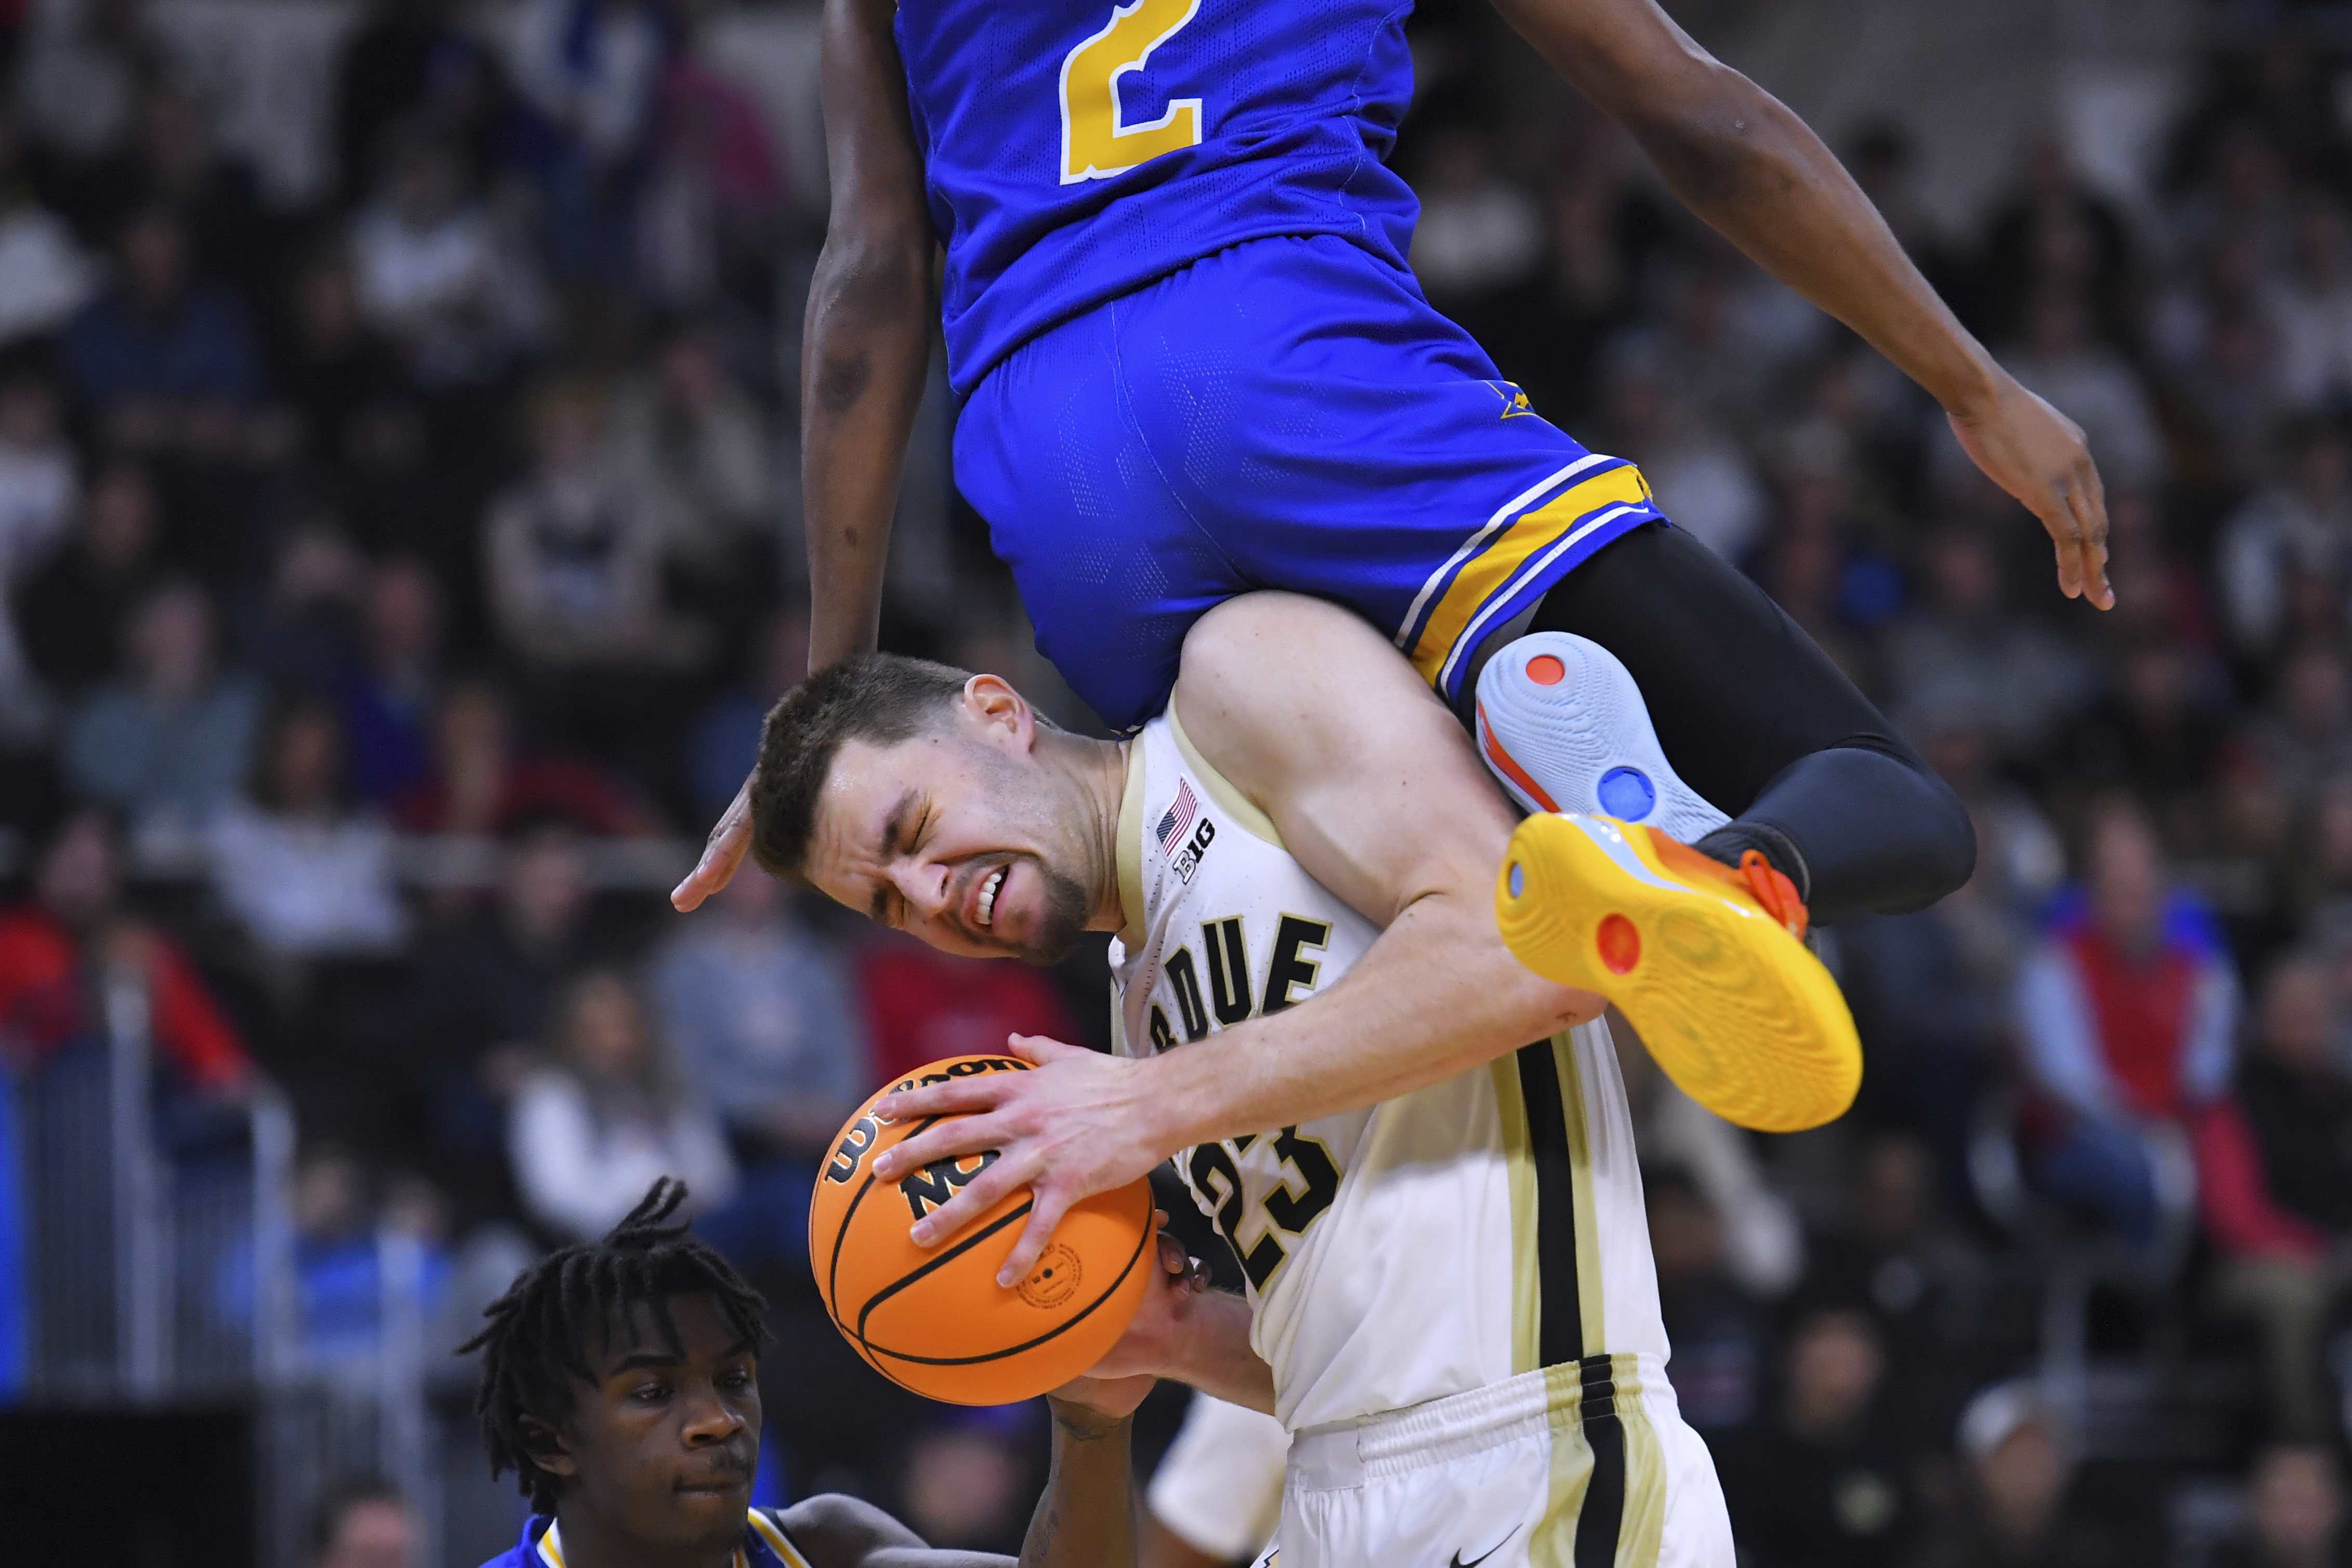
808, 1054, 1155, 1404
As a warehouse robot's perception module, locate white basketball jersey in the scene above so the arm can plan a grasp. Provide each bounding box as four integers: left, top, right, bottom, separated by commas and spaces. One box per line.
1108, 704, 1667, 1432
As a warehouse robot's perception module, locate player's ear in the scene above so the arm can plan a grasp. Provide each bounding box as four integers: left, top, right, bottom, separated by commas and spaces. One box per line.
962, 674, 1036, 752
522, 1416, 579, 1481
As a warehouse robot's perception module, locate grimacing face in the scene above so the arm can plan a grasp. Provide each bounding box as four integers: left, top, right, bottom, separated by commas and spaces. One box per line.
803, 677, 1100, 966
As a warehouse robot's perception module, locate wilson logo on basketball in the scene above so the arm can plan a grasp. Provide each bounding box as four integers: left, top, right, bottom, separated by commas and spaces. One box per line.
1018, 1244, 1084, 1309
900, 1150, 999, 1220
822, 1057, 1030, 1186
825, 1115, 880, 1184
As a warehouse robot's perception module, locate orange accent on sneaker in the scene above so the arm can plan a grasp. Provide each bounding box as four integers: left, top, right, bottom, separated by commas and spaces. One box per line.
1596, 913, 1640, 974
1738, 849, 1809, 942
1527, 654, 1566, 686
1476, 702, 1560, 813
1645, 834, 1812, 942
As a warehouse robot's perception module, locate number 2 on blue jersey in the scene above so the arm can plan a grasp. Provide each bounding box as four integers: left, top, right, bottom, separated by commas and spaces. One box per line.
1058, 0, 1205, 183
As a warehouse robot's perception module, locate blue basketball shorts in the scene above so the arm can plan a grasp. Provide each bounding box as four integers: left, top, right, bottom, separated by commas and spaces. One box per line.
953, 233, 1668, 731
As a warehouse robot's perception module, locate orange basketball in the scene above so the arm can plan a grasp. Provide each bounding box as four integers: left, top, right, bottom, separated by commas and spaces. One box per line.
808, 1054, 1155, 1405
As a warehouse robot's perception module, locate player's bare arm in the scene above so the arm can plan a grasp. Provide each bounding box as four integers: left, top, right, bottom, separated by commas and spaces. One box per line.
1084, 1228, 1276, 1415
673, 0, 933, 915
875, 594, 1601, 1279
782, 1384, 1148, 1568
804, 0, 936, 671
1494, 0, 2110, 609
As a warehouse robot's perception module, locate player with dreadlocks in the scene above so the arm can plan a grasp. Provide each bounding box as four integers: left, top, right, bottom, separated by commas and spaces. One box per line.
462, 1177, 1167, 1568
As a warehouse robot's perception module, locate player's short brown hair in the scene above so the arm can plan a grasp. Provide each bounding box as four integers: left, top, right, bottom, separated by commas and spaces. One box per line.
749, 654, 972, 881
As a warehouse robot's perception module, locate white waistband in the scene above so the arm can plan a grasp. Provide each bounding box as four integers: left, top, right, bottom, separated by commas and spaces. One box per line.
1285, 1354, 1674, 1490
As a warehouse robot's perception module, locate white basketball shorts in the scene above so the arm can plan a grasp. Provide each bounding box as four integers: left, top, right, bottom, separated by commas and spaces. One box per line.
1255, 1355, 1733, 1568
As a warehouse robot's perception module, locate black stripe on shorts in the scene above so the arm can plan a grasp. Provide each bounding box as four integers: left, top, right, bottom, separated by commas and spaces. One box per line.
1574, 1353, 1627, 1567
1515, 1038, 1583, 1366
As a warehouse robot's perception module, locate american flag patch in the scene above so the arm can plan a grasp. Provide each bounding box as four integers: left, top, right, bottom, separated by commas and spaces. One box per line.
1156, 780, 1199, 856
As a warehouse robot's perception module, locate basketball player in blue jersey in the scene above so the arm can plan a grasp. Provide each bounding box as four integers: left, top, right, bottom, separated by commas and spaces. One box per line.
462, 1179, 1170, 1568
675, 0, 2108, 927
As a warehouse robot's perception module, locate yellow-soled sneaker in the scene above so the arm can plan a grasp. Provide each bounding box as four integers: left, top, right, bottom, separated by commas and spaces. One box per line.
1496, 812, 1861, 1133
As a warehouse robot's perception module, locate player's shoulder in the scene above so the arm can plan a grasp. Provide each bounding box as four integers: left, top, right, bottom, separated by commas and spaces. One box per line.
469, 1518, 544, 1568
1178, 592, 1383, 687
1172, 591, 1442, 789
769, 1492, 929, 1566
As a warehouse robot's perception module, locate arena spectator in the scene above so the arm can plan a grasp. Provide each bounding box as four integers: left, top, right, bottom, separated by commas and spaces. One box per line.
0, 109, 93, 344
2055, 632, 2233, 840
274, 244, 425, 491
2216, 418, 2352, 661
11, 457, 161, 696
2216, 1445, 2351, 1568
1409, 128, 1542, 316
2248, 645, 2352, 815
61, 579, 262, 830
74, 80, 274, 311
633, 46, 789, 311
649, 868, 863, 1278
687, 605, 802, 824
390, 677, 648, 837
1998, 289, 2168, 494
235, 521, 367, 694
0, 365, 74, 732
226, 1144, 449, 1366
333, 0, 509, 204
604, 318, 776, 577
1974, 140, 2136, 346
1600, 342, 1768, 564
8, 0, 154, 171
60, 204, 276, 463
1714, 1301, 1919, 1568
1803, 1132, 1986, 1453
0, 808, 250, 1092
485, 376, 699, 673
1618, 1025, 1803, 1299
1883, 523, 2096, 767
206, 690, 407, 959
2202, 953, 2352, 1439
1647, 1165, 1772, 1432
507, 967, 733, 1243
305, 1476, 422, 1568
397, 826, 602, 1228
332, 556, 440, 805
505, 0, 667, 278
1912, 1381, 2121, 1568
349, 128, 541, 386
856, 928, 1081, 1087
2012, 799, 2241, 1248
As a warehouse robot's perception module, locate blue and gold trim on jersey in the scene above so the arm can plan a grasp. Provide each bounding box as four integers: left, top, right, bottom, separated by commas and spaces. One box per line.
534, 1511, 812, 1568
1394, 455, 1659, 704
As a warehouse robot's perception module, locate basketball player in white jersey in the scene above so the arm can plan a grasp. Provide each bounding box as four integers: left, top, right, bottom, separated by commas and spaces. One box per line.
742, 592, 1800, 1564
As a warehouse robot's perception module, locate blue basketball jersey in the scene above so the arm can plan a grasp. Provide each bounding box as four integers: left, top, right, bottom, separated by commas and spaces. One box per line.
896, 0, 1421, 394
478, 1508, 812, 1568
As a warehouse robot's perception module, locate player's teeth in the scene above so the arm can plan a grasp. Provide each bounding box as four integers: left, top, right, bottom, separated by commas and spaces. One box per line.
979, 868, 1003, 925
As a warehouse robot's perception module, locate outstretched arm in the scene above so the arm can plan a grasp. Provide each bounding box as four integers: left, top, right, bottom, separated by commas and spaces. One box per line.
784, 1394, 1145, 1568
673, 0, 933, 913
803, 0, 936, 668
1496, 0, 2110, 609
874, 594, 1600, 1280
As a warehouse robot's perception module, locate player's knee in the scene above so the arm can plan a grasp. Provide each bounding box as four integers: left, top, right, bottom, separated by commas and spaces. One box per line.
1760, 745, 1975, 917
1830, 744, 1975, 910
1907, 761, 1978, 906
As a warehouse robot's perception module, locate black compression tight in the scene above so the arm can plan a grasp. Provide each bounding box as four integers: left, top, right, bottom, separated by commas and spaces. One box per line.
1464, 521, 1976, 925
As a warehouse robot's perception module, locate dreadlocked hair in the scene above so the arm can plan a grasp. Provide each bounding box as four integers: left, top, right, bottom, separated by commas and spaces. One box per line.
457, 1177, 770, 1512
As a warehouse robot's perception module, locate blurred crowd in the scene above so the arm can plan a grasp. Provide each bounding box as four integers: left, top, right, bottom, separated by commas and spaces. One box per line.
9, 0, 2352, 1560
